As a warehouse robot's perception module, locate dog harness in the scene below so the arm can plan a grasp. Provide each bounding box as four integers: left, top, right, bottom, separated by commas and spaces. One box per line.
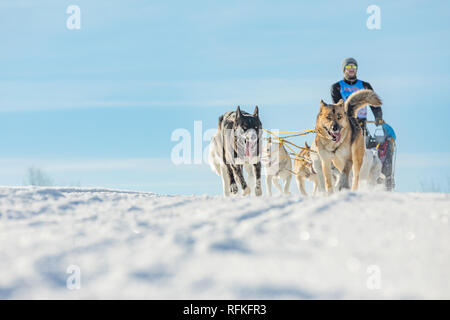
339, 80, 367, 118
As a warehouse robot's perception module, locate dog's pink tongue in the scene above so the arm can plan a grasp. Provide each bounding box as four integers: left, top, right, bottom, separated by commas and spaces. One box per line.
335, 132, 341, 142
245, 141, 251, 157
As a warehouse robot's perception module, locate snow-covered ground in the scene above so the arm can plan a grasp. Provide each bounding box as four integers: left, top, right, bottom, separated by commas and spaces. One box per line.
0, 186, 449, 299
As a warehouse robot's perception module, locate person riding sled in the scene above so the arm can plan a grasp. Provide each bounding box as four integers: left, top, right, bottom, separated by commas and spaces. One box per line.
330, 57, 395, 191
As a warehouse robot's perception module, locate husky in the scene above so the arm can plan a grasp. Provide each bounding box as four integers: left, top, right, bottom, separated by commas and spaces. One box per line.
293, 142, 318, 196
314, 89, 382, 193
310, 139, 326, 194
358, 148, 384, 188
311, 141, 382, 193
296, 141, 340, 196
309, 145, 385, 191
208, 106, 263, 196
262, 138, 292, 196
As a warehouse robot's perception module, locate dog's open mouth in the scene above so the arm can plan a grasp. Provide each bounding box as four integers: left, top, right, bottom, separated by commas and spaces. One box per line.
325, 127, 341, 143
245, 141, 251, 157
244, 140, 257, 157
330, 131, 341, 142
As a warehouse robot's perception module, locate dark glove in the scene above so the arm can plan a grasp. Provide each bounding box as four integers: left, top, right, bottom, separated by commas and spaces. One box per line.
375, 118, 384, 126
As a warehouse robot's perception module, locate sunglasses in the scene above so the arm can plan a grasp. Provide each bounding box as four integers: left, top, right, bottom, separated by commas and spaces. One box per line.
345, 65, 357, 70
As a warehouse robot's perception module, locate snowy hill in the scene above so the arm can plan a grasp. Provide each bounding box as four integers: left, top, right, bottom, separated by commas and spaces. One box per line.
0, 187, 449, 299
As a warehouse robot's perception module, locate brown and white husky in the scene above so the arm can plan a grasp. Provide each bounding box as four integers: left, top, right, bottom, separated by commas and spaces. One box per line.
314, 90, 382, 193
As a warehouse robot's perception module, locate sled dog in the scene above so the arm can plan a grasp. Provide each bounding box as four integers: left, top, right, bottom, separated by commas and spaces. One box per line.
296, 141, 340, 196
262, 138, 292, 196
293, 142, 318, 196
312, 142, 383, 193
314, 90, 382, 193
358, 148, 384, 188
209, 106, 262, 196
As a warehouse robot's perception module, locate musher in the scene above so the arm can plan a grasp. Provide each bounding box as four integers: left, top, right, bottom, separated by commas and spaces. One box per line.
330, 57, 395, 191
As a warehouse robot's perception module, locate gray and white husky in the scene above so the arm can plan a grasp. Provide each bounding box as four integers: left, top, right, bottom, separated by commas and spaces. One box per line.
208, 106, 263, 196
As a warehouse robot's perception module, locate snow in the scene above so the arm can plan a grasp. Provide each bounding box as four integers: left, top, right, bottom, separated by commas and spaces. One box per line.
0, 186, 449, 299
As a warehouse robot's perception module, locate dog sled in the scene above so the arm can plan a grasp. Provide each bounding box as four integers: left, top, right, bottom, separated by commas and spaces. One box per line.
366, 121, 397, 191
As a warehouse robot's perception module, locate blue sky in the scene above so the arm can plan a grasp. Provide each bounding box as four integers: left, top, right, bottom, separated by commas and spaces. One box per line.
1, 0, 449, 194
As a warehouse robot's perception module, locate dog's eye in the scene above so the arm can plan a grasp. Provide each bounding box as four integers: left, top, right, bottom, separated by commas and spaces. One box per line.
337, 115, 342, 120
327, 116, 332, 120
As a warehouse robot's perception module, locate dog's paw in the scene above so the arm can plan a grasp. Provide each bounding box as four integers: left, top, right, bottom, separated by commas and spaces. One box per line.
337, 180, 350, 191
242, 187, 251, 196
255, 185, 262, 196
230, 183, 238, 195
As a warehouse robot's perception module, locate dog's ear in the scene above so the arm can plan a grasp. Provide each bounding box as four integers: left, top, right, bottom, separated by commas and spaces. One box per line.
319, 100, 328, 114
253, 105, 259, 117
236, 105, 242, 119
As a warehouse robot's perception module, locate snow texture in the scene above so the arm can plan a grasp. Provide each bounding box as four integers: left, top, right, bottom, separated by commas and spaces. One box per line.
0, 186, 449, 299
